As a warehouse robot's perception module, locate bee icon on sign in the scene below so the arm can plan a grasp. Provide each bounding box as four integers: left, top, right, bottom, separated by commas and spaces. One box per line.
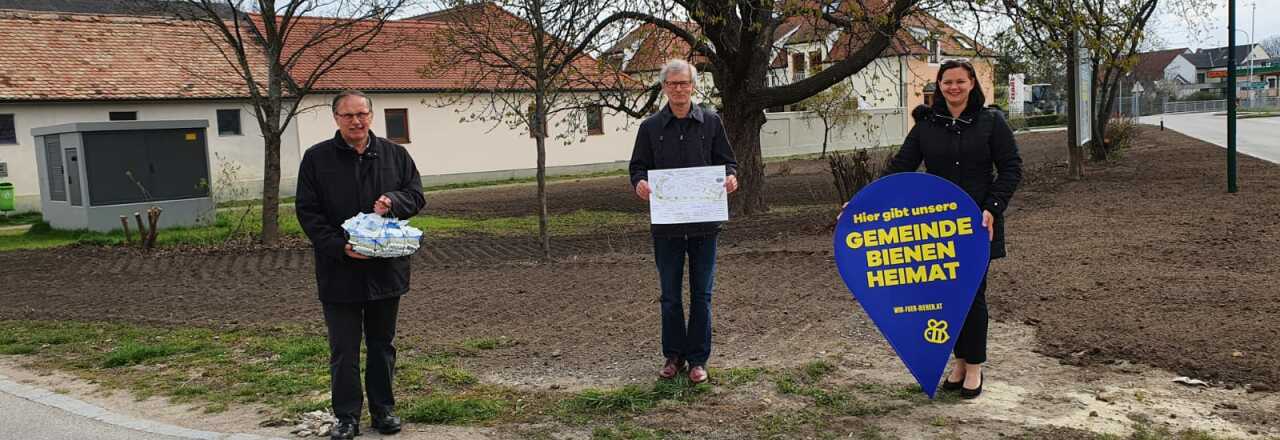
924, 319, 949, 344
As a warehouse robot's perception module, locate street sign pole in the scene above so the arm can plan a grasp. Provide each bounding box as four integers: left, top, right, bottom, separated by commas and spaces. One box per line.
1228, 0, 1238, 193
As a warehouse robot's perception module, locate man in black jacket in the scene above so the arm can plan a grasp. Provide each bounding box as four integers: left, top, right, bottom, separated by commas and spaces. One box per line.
295, 90, 426, 439
629, 59, 738, 385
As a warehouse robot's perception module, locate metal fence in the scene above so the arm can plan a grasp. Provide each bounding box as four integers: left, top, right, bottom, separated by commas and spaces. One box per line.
1162, 96, 1280, 114
1163, 100, 1227, 114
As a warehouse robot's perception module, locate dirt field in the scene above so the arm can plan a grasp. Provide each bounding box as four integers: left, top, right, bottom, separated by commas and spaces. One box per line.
1, 127, 1278, 437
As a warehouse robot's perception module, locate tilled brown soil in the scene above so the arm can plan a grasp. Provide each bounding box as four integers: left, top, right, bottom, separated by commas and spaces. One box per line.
1, 127, 1277, 392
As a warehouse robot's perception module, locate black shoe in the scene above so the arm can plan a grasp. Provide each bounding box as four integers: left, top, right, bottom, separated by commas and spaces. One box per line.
330, 420, 360, 439
960, 372, 984, 399
941, 376, 964, 392
371, 412, 402, 435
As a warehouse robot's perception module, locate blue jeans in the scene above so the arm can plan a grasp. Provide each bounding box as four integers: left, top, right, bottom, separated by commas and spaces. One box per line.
653, 234, 718, 366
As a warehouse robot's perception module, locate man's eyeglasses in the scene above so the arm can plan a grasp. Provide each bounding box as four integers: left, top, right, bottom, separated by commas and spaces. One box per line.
664, 80, 693, 89
336, 112, 371, 121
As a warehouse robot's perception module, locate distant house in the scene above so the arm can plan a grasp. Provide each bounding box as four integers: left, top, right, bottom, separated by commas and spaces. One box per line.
0, 5, 638, 213
1129, 48, 1195, 98
1183, 44, 1274, 98
0, 10, 281, 213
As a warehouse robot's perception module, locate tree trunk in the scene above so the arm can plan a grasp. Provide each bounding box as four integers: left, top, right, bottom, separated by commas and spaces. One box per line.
721, 104, 768, 216
261, 130, 281, 245
1068, 142, 1086, 179
821, 119, 830, 157
1065, 42, 1085, 181
1091, 70, 1122, 161
535, 96, 550, 261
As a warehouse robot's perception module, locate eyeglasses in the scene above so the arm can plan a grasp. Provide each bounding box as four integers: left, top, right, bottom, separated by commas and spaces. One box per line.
664, 80, 694, 89
335, 112, 371, 121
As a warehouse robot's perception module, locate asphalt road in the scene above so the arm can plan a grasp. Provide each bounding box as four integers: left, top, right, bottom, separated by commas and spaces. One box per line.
0, 390, 184, 440
1141, 112, 1280, 164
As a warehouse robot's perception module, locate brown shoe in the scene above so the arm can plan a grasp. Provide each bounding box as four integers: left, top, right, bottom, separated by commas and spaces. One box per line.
660, 357, 685, 379
688, 365, 708, 384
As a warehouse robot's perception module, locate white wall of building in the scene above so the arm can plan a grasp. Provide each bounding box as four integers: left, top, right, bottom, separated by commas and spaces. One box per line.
292, 92, 640, 185
1166, 55, 1196, 83
0, 100, 298, 213
762, 107, 906, 157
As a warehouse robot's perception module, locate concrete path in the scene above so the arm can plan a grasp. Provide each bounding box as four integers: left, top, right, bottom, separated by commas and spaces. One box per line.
0, 373, 283, 440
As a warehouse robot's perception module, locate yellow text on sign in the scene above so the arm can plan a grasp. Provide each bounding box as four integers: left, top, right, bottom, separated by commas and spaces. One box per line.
844, 217, 974, 249
867, 261, 960, 288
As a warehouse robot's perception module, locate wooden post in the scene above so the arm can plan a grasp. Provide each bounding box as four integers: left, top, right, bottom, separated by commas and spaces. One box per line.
133, 212, 148, 248
146, 207, 162, 248
120, 215, 132, 245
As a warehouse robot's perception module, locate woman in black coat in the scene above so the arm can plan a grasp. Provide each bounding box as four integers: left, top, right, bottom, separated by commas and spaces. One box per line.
884, 60, 1023, 398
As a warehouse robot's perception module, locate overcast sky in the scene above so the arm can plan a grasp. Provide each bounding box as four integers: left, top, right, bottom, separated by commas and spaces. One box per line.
1150, 0, 1278, 50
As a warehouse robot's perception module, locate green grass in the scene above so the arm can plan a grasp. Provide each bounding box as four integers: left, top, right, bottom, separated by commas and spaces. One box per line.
0, 211, 42, 226
591, 422, 676, 440
425, 169, 628, 192
712, 367, 766, 387
1239, 112, 1278, 119
0, 207, 641, 252
0, 207, 306, 252
215, 196, 296, 209
102, 341, 206, 368
400, 395, 504, 424
410, 209, 642, 237
561, 377, 711, 416
0, 322, 438, 413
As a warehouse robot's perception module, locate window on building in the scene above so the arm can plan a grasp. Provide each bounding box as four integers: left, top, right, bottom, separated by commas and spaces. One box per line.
586, 105, 604, 135
216, 109, 242, 136
108, 111, 137, 121
791, 52, 808, 82
1197, 72, 1206, 83
1268, 77, 1277, 89
0, 114, 15, 144
384, 109, 410, 143
927, 39, 941, 64
808, 51, 822, 75
923, 83, 936, 107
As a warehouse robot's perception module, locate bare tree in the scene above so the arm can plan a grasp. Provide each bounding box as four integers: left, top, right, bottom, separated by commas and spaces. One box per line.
597, 0, 924, 216
1261, 35, 1280, 59
153, 0, 410, 245
798, 80, 863, 157
1001, 0, 1213, 175
421, 0, 634, 260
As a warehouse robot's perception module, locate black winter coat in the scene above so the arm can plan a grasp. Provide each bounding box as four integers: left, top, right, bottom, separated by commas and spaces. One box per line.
296, 131, 426, 303
885, 102, 1023, 259
629, 104, 739, 238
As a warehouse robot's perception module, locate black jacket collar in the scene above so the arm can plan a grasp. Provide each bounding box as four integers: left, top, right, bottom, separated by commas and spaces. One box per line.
655, 102, 705, 127
331, 130, 380, 155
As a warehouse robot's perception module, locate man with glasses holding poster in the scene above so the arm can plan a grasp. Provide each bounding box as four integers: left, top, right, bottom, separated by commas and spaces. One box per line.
629, 59, 738, 384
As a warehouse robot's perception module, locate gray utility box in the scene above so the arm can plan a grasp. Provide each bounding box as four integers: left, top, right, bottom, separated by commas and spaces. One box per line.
32, 120, 214, 232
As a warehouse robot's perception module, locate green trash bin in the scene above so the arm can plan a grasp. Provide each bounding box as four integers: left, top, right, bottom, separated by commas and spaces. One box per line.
0, 182, 14, 212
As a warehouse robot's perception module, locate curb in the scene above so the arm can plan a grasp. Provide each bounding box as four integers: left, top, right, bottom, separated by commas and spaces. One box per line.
0, 373, 288, 440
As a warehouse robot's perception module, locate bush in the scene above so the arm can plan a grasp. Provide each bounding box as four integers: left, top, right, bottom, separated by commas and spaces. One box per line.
1008, 113, 1067, 130
829, 150, 891, 203
1176, 90, 1223, 102
1093, 115, 1138, 161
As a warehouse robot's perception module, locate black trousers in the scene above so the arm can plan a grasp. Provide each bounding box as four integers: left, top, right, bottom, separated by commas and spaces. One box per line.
953, 277, 988, 364
323, 296, 400, 423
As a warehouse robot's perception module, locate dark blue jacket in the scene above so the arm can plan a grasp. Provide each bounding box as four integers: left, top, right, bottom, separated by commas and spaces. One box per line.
296, 131, 426, 303
629, 104, 738, 238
